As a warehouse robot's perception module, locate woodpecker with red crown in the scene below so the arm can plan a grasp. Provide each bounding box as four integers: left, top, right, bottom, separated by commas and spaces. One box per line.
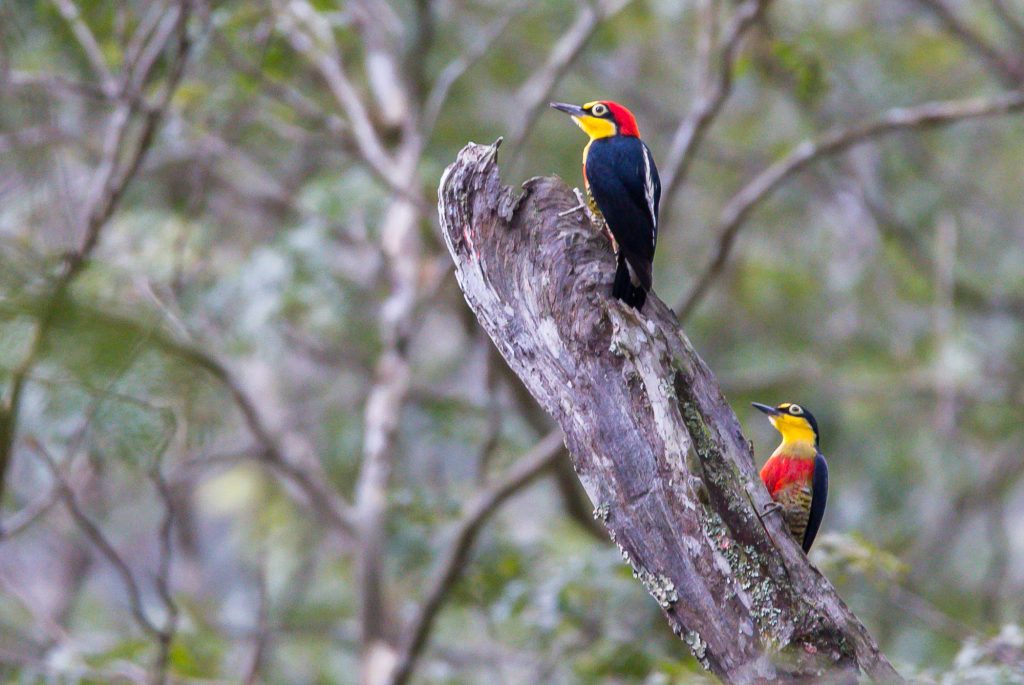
551, 100, 661, 310
752, 402, 829, 553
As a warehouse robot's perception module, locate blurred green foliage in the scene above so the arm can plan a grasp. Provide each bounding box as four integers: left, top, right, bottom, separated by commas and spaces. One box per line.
1, 0, 1023, 683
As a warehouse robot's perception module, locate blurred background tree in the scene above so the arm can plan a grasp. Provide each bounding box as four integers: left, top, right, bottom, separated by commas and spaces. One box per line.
1, 0, 1023, 683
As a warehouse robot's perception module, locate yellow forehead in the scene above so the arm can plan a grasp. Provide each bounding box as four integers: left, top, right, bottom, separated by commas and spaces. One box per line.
583, 101, 601, 110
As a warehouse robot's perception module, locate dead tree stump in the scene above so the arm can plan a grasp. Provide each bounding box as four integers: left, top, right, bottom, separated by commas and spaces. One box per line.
438, 140, 902, 685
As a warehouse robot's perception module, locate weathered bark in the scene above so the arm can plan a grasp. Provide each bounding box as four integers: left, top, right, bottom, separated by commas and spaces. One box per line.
438, 141, 903, 685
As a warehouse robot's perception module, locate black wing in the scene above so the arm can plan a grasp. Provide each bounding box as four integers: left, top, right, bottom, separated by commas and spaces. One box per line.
585, 137, 660, 290
642, 140, 662, 247
802, 452, 828, 552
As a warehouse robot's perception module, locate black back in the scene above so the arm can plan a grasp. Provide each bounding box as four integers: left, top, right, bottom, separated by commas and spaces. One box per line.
585, 136, 661, 291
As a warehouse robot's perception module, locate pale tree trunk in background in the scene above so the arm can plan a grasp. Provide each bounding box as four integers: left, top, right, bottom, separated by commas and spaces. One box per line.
437, 141, 903, 685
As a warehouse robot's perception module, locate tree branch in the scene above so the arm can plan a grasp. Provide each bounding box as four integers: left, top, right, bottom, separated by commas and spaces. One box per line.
30, 439, 164, 642
150, 465, 180, 685
990, 0, 1024, 47
505, 0, 632, 159
659, 0, 770, 206
0, 0, 193, 501
275, 0, 397, 183
676, 89, 1024, 321
0, 293, 359, 541
150, 333, 360, 542
911, 0, 1024, 87
437, 141, 902, 684
51, 0, 118, 96
422, 6, 523, 137
386, 429, 565, 685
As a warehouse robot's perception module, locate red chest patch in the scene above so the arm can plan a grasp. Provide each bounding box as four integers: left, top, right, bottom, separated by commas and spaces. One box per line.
760, 456, 814, 496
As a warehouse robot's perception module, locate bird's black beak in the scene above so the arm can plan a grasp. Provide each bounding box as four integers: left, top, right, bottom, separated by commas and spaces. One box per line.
751, 402, 781, 416
550, 102, 586, 117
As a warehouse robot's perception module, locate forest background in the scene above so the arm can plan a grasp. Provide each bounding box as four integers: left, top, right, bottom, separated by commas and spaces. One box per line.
1, 0, 1024, 683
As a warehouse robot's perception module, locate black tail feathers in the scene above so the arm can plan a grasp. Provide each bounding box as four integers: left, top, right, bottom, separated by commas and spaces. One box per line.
612, 254, 648, 310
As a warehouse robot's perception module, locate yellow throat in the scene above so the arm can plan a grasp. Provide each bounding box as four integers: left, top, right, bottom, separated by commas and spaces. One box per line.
770, 414, 817, 458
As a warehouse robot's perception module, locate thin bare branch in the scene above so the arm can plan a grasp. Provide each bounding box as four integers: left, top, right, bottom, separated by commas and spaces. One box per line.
423, 6, 523, 136
0, 567, 72, 647
242, 557, 271, 685
506, 0, 633, 159
125, 4, 184, 98
386, 430, 566, 685
275, 0, 397, 181
173, 345, 359, 541
271, 3, 431, 211
0, 124, 76, 155
122, 0, 170, 72
29, 438, 162, 640
495, 349, 606, 540
676, 89, 1024, 321
694, 0, 721, 92
0, 485, 60, 539
210, 27, 349, 137
5, 70, 111, 101
51, 0, 118, 95
990, 0, 1024, 47
912, 0, 1024, 87
150, 467, 180, 685
81, 4, 188, 264
0, 291, 360, 542
0, 0, 193, 501
354, 167, 424, 669
659, 0, 770, 205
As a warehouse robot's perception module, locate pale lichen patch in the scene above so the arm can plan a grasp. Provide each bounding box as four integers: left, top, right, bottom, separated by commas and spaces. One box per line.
684, 630, 710, 670
658, 376, 677, 401
700, 509, 784, 644
637, 362, 689, 465
635, 569, 679, 609
619, 545, 632, 565
618, 543, 679, 610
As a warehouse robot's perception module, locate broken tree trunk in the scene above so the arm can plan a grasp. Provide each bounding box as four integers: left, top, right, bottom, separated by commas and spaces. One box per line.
438, 141, 902, 685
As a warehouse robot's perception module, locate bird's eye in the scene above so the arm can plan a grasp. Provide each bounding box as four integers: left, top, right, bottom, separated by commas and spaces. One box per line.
591, 103, 608, 116
789, 404, 803, 415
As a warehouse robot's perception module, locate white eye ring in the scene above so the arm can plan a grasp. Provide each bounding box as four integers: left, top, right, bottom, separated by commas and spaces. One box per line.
789, 404, 803, 415
591, 103, 608, 116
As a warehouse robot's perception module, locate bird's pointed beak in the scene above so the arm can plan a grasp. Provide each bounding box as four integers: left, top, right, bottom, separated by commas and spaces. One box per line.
751, 402, 781, 417
550, 102, 586, 117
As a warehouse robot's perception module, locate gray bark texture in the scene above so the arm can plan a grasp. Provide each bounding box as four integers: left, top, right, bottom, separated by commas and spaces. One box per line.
438, 141, 904, 685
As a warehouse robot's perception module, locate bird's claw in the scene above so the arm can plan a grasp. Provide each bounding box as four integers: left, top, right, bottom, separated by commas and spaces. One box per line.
560, 188, 604, 228
558, 202, 587, 218
762, 501, 784, 518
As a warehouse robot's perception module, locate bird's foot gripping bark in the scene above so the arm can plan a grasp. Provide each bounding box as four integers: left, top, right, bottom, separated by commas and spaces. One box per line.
558, 187, 604, 229
762, 501, 785, 519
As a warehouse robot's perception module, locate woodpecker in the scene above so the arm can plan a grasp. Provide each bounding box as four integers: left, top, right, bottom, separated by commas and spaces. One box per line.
752, 402, 829, 553
550, 100, 661, 310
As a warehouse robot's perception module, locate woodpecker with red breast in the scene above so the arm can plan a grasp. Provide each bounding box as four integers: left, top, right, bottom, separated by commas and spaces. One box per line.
551, 100, 661, 310
752, 402, 829, 553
